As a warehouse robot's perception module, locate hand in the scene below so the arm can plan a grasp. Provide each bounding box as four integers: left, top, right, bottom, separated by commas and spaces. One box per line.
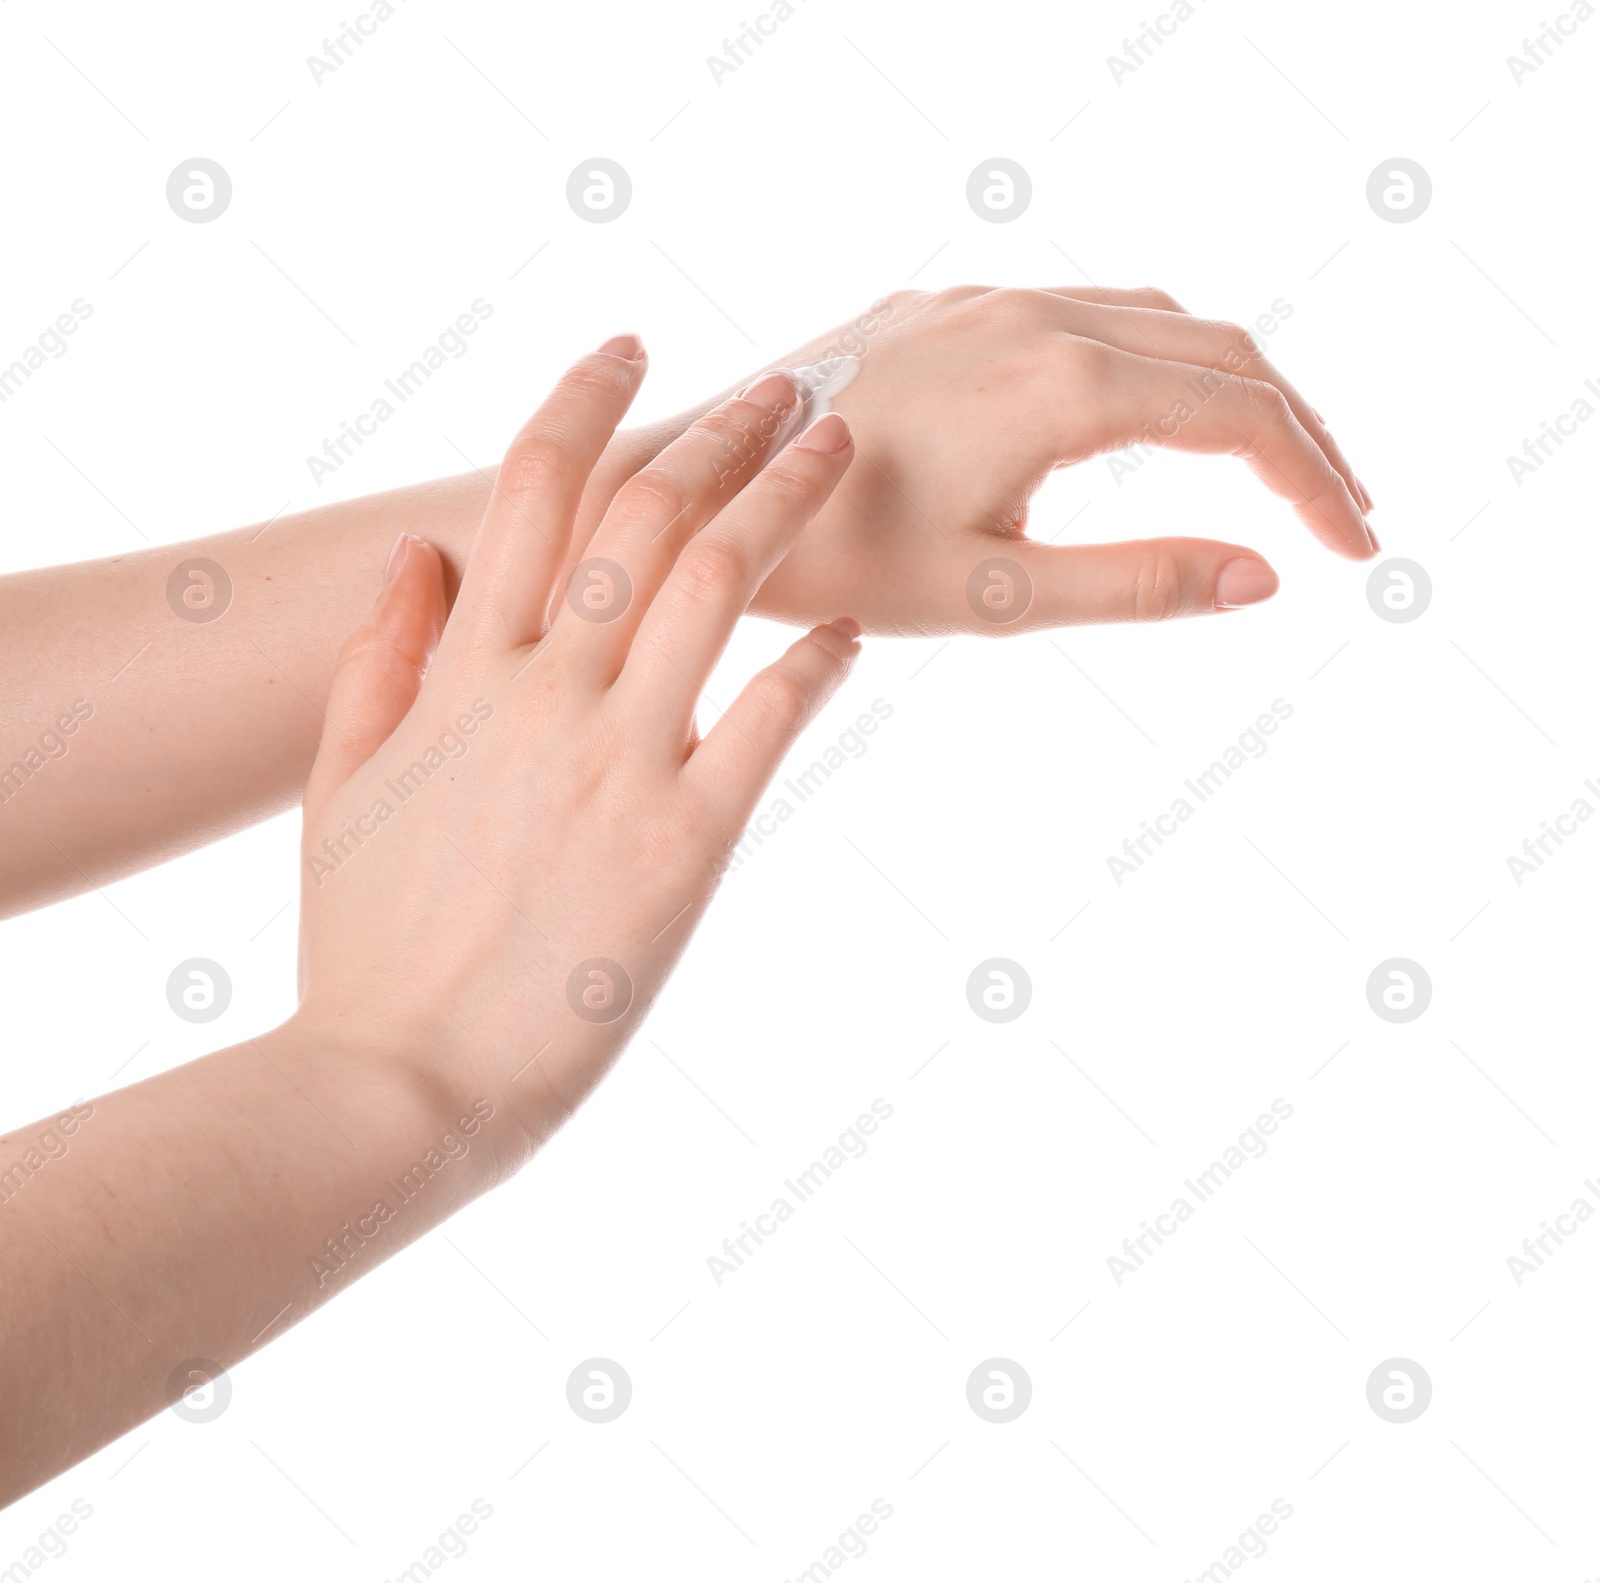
607, 285, 1376, 634
292, 339, 859, 1151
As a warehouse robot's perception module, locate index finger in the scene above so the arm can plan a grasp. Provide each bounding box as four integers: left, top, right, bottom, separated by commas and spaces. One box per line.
447, 334, 648, 653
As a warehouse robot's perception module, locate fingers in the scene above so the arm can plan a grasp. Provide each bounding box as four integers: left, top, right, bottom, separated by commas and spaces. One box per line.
1082, 339, 1374, 560
620, 413, 855, 743
548, 370, 802, 683
447, 335, 647, 653
999, 537, 1279, 628
685, 619, 861, 829
1037, 286, 1372, 515
304, 534, 448, 819
1026, 292, 1370, 514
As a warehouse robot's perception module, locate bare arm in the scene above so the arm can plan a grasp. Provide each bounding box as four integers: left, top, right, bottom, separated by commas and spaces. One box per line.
0, 284, 1372, 917
0, 1021, 498, 1502
1, 341, 861, 1505
0, 455, 616, 916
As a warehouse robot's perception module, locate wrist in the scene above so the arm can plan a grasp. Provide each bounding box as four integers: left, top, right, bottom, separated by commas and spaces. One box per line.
273, 1005, 537, 1188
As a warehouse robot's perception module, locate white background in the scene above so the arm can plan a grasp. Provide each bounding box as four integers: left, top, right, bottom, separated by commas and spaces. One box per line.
2, 0, 1597, 1577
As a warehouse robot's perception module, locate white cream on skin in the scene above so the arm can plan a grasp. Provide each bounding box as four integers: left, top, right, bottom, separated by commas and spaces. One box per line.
791, 354, 861, 418
752, 355, 861, 454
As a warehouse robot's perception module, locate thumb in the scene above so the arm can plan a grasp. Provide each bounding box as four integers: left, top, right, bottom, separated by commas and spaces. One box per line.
304, 533, 448, 820
997, 537, 1279, 628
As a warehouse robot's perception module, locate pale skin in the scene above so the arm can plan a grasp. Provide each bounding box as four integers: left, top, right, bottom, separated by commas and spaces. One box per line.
0, 336, 866, 1505
0, 284, 1375, 918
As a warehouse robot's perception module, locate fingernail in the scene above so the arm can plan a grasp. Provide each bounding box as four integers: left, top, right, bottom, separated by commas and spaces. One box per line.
737, 370, 795, 410
830, 616, 862, 640
1214, 558, 1279, 608
384, 532, 414, 585
1358, 478, 1376, 509
596, 333, 644, 360
1365, 521, 1381, 553
794, 412, 851, 453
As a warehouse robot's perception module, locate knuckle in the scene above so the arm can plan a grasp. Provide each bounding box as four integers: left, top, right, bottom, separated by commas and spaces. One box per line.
1210, 320, 1262, 364
1056, 332, 1116, 383
337, 626, 389, 669
700, 405, 764, 447
1131, 550, 1186, 623
615, 465, 691, 526
1241, 377, 1290, 426
1135, 286, 1185, 313
337, 626, 416, 689
498, 430, 572, 499
678, 536, 747, 601
755, 458, 820, 510
927, 284, 992, 315
983, 286, 1044, 326
748, 668, 810, 733
698, 409, 772, 482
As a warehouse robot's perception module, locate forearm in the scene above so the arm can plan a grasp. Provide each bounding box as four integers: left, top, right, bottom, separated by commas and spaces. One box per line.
0, 337, 858, 1512
0, 421, 691, 918
0, 1015, 530, 1505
